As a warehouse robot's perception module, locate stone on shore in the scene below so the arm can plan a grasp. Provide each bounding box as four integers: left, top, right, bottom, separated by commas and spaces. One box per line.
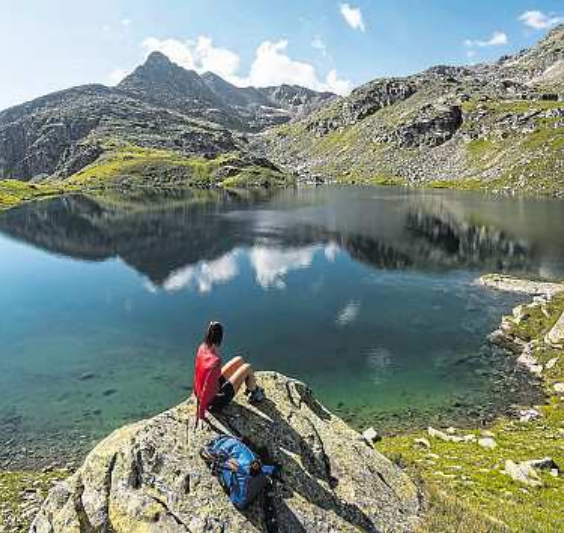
477, 437, 497, 450
428, 427, 475, 444
546, 311, 564, 346
478, 274, 564, 297
504, 458, 559, 487
504, 460, 542, 487
31, 372, 420, 533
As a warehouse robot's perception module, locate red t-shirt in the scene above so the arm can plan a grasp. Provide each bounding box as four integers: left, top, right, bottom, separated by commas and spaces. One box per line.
193, 343, 222, 420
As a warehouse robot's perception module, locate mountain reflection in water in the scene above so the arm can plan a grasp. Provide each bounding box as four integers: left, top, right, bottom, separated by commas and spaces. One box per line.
0, 185, 562, 468
1, 186, 562, 285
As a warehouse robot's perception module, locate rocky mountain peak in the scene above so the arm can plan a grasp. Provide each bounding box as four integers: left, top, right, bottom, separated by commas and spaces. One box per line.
143, 50, 175, 68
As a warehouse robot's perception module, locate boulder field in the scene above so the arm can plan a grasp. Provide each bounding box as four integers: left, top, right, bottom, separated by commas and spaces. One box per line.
31, 372, 420, 532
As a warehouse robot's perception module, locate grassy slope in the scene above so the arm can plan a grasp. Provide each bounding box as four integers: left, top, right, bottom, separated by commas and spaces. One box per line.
0, 145, 295, 211
0, 180, 65, 210
67, 145, 294, 189
267, 97, 564, 195
378, 292, 564, 532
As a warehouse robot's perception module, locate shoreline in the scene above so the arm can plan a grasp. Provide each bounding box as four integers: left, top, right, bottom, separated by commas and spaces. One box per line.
1, 274, 563, 532
378, 274, 564, 532
2, 176, 564, 214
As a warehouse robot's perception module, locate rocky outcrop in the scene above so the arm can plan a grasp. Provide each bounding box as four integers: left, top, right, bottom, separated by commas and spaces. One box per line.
265, 24, 564, 194
31, 372, 420, 533
478, 274, 564, 296
306, 79, 416, 136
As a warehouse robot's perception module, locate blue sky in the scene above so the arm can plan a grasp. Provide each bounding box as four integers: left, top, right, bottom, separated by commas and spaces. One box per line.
1, 0, 563, 109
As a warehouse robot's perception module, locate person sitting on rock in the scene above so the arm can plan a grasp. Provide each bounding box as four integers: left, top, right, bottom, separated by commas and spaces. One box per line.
194, 321, 265, 425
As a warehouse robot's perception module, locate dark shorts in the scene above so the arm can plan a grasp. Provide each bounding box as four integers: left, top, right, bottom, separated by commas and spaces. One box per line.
209, 375, 235, 412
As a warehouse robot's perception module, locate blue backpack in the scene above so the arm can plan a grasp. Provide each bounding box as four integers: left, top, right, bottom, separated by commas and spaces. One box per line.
200, 435, 276, 510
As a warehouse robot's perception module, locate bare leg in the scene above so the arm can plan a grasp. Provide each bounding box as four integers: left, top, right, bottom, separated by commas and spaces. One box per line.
227, 363, 257, 395
221, 356, 245, 380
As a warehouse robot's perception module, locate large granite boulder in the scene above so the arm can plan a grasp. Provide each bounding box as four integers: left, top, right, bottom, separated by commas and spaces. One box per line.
31, 372, 420, 532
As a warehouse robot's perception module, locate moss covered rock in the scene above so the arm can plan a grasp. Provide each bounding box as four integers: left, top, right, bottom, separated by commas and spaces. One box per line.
31, 372, 420, 533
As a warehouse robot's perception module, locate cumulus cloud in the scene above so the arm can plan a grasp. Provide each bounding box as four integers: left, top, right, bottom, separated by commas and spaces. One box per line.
162, 251, 240, 293
109, 68, 128, 85
518, 10, 563, 30
142, 36, 240, 80
142, 36, 351, 95
464, 31, 508, 48
340, 3, 365, 32
249, 246, 318, 289
247, 40, 351, 94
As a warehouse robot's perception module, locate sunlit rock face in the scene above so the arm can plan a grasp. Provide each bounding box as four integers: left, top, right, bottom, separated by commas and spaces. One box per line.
31, 372, 420, 533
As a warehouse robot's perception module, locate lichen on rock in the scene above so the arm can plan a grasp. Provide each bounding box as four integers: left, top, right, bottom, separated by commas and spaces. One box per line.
31, 372, 420, 532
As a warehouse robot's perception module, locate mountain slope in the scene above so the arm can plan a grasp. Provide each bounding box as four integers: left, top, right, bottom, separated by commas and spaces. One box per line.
0, 53, 333, 188
265, 24, 564, 195
117, 52, 335, 132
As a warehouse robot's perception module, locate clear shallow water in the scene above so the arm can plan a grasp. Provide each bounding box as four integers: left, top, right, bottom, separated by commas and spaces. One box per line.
1, 186, 562, 466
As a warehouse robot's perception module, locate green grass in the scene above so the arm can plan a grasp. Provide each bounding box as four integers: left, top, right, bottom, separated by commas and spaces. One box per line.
0, 180, 65, 210
0, 145, 294, 212
68, 145, 293, 190
378, 293, 564, 532
0, 470, 68, 533
67, 146, 239, 188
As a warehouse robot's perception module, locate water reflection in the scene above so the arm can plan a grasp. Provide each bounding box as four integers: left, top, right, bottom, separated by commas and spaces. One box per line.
1, 186, 560, 467
0, 187, 562, 285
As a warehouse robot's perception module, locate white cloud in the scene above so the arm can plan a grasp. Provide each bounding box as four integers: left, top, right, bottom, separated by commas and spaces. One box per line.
142, 36, 241, 81
311, 36, 327, 56
340, 3, 365, 32
246, 40, 351, 94
163, 251, 240, 293
518, 10, 563, 30
142, 36, 352, 95
464, 31, 508, 48
194, 36, 241, 79
109, 68, 128, 85
336, 300, 360, 326
249, 246, 317, 289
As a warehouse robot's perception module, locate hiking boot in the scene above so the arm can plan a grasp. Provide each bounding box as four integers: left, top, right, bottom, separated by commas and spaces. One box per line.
247, 386, 265, 404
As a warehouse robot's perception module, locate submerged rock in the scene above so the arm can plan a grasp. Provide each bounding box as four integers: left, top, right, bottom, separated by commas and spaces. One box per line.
31, 372, 420, 532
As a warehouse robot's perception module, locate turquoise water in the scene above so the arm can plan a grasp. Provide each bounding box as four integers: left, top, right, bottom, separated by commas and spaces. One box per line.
1, 186, 562, 466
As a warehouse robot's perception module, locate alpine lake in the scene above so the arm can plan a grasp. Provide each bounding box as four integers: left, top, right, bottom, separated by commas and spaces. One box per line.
1, 185, 563, 469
